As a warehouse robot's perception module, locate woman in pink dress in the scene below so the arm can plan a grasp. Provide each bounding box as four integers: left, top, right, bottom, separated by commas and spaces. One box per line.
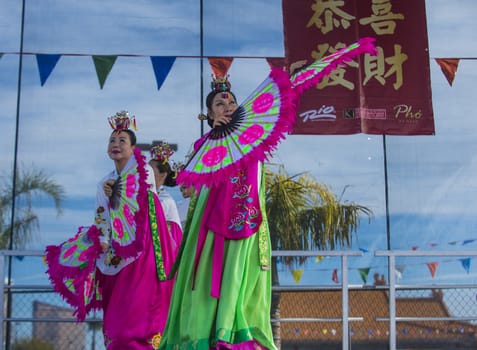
46, 111, 179, 349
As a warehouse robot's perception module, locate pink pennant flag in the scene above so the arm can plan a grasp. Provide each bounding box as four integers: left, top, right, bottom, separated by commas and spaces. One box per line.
332, 268, 339, 284
426, 262, 439, 278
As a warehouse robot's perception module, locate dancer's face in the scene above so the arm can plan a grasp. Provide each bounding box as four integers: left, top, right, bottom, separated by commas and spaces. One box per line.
107, 131, 134, 163
208, 93, 237, 127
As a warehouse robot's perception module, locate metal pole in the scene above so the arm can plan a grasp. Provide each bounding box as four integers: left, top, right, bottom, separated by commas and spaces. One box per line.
383, 134, 391, 250
342, 255, 349, 349
0, 252, 5, 349
199, 0, 205, 137
388, 254, 396, 350
6, 0, 26, 348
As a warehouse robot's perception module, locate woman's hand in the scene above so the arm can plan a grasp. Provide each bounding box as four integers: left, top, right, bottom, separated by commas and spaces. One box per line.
212, 115, 232, 128
100, 242, 109, 252
103, 179, 115, 197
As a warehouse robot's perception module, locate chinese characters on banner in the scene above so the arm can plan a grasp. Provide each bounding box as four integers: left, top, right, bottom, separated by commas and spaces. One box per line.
282, 0, 435, 135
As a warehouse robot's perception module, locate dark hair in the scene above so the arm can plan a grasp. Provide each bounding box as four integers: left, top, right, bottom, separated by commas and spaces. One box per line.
110, 129, 137, 146
150, 159, 177, 187
205, 90, 237, 128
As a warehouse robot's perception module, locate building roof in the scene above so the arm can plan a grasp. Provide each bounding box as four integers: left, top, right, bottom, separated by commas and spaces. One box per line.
278, 287, 477, 348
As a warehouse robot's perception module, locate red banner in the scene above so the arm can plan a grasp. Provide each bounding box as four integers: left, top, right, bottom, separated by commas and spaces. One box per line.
283, 0, 435, 135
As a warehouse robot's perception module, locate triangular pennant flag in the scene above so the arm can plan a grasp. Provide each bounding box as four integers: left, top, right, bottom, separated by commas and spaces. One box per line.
266, 57, 286, 69
291, 269, 304, 284
435, 58, 460, 86
359, 247, 369, 253
315, 255, 324, 262
426, 261, 439, 278
395, 264, 405, 280
92, 55, 118, 89
0, 53, 3, 59
35, 54, 61, 86
332, 268, 339, 284
208, 57, 233, 78
150, 56, 176, 90
459, 257, 471, 274
462, 239, 475, 245
358, 267, 371, 284
448, 241, 457, 245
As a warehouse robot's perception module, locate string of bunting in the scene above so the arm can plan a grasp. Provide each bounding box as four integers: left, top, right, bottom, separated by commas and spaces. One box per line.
0, 52, 286, 90
279, 324, 475, 338
280, 237, 477, 284
1, 52, 475, 89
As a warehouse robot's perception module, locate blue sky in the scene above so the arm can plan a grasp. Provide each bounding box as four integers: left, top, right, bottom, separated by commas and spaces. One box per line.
1, 0, 477, 288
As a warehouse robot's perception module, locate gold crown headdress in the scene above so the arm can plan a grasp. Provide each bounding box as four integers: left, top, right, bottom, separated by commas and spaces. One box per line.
150, 142, 175, 164
108, 110, 137, 133
210, 74, 231, 93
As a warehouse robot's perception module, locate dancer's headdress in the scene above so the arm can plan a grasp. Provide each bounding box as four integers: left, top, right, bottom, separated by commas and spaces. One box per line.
108, 110, 137, 133
210, 74, 231, 93
150, 142, 175, 164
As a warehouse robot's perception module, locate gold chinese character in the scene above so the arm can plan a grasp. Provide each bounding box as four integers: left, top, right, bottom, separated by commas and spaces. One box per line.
307, 0, 355, 34
312, 42, 359, 90
363, 44, 408, 90
359, 0, 405, 35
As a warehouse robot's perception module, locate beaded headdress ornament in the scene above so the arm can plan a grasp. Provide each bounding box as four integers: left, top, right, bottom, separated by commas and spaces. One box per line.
150, 142, 175, 165
211, 74, 231, 97
108, 110, 137, 133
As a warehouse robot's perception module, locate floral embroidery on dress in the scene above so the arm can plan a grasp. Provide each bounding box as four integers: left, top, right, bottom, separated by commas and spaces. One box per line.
228, 170, 260, 232
102, 248, 123, 268
94, 206, 111, 238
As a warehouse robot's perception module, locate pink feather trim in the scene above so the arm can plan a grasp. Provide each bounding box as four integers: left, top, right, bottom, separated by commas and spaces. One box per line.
45, 225, 103, 321
292, 37, 377, 96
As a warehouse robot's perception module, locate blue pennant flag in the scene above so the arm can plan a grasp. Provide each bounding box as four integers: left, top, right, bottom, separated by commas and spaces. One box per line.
36, 54, 61, 86
150, 56, 176, 90
459, 257, 471, 273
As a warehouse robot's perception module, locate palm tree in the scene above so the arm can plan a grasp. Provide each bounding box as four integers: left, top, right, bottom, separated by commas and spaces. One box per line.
0, 167, 65, 249
265, 164, 373, 349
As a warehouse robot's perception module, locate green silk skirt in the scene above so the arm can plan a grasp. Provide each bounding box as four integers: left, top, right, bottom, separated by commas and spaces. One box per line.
159, 182, 277, 350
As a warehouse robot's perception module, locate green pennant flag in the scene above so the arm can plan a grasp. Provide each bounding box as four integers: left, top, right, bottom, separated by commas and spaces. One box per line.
358, 267, 371, 284
92, 55, 118, 89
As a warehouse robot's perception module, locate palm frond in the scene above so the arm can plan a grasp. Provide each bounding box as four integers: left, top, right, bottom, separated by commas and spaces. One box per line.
0, 166, 65, 249
265, 164, 373, 267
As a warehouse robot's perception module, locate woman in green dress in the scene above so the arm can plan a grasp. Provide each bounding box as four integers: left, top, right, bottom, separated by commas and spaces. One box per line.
159, 76, 277, 350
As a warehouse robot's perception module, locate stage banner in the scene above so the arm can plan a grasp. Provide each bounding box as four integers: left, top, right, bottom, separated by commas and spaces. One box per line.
283, 0, 435, 135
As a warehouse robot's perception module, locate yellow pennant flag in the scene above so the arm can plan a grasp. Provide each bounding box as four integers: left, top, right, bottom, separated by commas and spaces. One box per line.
291, 269, 304, 284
